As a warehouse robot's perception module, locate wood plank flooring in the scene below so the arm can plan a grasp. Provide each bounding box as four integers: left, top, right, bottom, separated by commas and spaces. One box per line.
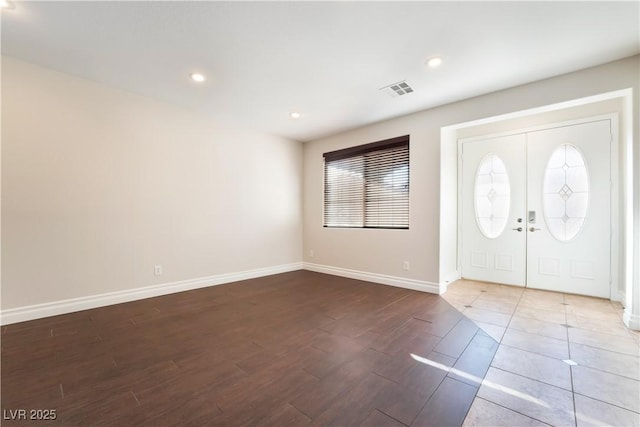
1, 271, 497, 426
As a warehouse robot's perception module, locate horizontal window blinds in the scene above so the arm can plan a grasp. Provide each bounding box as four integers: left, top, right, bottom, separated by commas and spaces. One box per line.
323, 135, 409, 229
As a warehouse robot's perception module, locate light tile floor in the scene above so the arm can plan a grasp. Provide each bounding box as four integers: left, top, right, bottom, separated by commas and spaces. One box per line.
442, 279, 640, 427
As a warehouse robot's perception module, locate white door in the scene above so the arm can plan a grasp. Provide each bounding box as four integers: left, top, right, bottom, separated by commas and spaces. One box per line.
460, 119, 611, 298
461, 134, 527, 286
526, 120, 611, 297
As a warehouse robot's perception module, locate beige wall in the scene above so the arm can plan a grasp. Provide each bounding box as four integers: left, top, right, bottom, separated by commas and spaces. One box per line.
2, 54, 638, 327
303, 56, 639, 296
1, 57, 303, 310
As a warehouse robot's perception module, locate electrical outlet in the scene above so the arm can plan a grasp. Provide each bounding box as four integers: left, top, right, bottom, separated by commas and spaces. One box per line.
403, 261, 410, 271
309, 249, 315, 258
154, 265, 163, 276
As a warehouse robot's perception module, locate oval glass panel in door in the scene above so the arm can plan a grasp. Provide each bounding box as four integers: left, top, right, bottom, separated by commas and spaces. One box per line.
474, 153, 510, 238
542, 144, 589, 241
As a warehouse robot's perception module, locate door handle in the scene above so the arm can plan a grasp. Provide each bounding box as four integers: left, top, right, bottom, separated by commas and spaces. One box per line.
512, 227, 523, 232
529, 227, 541, 232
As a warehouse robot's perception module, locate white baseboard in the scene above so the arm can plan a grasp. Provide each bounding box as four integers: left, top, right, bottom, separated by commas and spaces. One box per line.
439, 270, 462, 294
0, 262, 303, 325
438, 281, 451, 294
623, 308, 640, 331
303, 262, 442, 294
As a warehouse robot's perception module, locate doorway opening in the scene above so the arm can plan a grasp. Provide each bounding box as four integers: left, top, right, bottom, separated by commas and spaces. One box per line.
459, 117, 615, 298
439, 89, 635, 328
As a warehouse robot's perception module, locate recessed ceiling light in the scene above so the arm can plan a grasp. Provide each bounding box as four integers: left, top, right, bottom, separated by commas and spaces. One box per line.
190, 73, 206, 83
427, 57, 442, 68
290, 112, 301, 119
0, 0, 15, 9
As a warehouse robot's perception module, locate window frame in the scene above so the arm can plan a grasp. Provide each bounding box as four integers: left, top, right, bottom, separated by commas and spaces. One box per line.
323, 135, 410, 229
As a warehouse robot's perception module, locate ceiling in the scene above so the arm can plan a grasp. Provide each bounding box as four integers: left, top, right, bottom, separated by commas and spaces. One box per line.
2, 1, 639, 142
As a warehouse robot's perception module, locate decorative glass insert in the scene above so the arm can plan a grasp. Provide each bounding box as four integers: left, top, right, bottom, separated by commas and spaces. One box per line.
543, 144, 589, 241
474, 154, 510, 238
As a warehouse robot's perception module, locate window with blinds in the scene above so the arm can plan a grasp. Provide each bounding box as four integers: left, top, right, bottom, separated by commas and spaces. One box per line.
323, 135, 409, 229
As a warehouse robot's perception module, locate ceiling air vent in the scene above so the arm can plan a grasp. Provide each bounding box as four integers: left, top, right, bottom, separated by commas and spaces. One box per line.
380, 80, 414, 98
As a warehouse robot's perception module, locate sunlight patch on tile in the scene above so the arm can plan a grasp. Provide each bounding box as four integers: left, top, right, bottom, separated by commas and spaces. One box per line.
410, 353, 550, 408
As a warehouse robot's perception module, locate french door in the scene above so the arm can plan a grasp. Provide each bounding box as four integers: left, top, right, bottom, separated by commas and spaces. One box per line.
460, 119, 611, 298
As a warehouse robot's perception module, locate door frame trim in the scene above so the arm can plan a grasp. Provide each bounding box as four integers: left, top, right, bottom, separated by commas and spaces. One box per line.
439, 88, 636, 330
456, 114, 619, 298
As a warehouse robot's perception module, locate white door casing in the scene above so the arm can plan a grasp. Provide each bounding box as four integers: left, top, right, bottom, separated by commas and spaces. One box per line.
460, 119, 611, 298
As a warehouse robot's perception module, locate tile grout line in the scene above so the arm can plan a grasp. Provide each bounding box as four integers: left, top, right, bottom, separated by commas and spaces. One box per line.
488, 366, 574, 391
563, 292, 579, 427
473, 396, 555, 427
568, 362, 640, 382
369, 408, 410, 427
572, 390, 640, 415
459, 284, 524, 426
407, 374, 450, 426
504, 285, 527, 339
451, 281, 639, 426
472, 287, 571, 423
461, 285, 523, 425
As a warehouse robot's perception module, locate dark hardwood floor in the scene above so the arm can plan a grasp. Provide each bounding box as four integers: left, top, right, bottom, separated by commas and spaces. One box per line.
1, 271, 498, 426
